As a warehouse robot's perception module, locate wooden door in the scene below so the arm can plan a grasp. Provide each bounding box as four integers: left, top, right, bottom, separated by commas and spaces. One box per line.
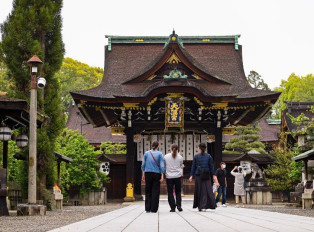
105, 164, 126, 199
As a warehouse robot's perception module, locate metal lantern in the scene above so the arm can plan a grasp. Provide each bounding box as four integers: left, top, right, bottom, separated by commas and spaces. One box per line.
0, 126, 12, 141
16, 135, 29, 148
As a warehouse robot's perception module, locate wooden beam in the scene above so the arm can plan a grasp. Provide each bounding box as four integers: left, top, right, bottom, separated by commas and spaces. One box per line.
233, 108, 251, 125
251, 106, 271, 124
99, 109, 110, 126
77, 104, 97, 127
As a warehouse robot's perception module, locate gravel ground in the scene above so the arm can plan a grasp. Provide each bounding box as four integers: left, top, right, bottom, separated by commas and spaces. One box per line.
242, 204, 314, 218
0, 202, 126, 232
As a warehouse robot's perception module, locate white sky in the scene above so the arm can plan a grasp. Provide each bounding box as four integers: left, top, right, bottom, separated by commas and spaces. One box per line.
1, 0, 313, 89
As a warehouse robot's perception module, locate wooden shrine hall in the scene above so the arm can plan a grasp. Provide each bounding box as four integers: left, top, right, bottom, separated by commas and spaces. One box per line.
71, 31, 280, 199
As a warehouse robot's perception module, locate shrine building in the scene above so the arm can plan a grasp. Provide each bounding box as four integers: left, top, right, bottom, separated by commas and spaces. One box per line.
71, 31, 280, 198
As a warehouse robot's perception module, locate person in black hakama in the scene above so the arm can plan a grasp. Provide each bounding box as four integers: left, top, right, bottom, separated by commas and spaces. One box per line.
189, 143, 219, 211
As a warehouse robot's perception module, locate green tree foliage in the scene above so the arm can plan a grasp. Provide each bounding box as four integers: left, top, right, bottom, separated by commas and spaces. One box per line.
247, 71, 270, 90
56, 129, 110, 195
275, 73, 314, 112
100, 141, 126, 154
264, 148, 302, 192
0, 61, 10, 94
286, 107, 314, 151
1, 0, 65, 192
54, 58, 103, 112
223, 126, 266, 154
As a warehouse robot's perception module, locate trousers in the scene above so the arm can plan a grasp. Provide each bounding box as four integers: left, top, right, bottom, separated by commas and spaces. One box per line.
215, 185, 226, 204
145, 172, 161, 212
166, 177, 182, 210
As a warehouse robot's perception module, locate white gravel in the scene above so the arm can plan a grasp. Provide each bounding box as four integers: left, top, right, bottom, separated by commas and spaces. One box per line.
0, 203, 126, 232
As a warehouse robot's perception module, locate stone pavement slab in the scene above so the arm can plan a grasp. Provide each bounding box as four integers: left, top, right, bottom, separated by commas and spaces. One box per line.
49, 200, 314, 232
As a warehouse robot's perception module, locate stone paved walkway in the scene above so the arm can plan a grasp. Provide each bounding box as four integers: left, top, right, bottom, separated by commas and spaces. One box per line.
49, 200, 314, 232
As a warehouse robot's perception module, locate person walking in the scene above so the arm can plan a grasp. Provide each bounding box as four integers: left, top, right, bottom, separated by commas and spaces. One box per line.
215, 162, 227, 207
142, 141, 165, 213
164, 144, 184, 212
231, 166, 246, 207
189, 143, 219, 211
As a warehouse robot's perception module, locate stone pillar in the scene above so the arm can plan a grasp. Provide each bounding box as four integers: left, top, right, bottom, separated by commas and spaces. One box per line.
214, 127, 222, 170
124, 128, 135, 201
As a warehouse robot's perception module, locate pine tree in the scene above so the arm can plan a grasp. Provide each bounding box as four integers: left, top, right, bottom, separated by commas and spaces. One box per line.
223, 125, 266, 154
1, 0, 65, 198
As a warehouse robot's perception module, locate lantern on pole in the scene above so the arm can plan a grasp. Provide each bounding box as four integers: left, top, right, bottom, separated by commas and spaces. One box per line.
0, 126, 12, 141
16, 135, 29, 148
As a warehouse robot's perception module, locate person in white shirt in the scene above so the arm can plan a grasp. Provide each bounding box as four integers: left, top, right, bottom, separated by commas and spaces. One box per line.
164, 144, 184, 212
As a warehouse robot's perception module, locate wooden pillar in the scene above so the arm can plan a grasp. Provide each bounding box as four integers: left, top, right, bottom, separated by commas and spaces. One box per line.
214, 127, 222, 170
304, 159, 308, 181
57, 160, 61, 185
3, 141, 8, 169
0, 142, 9, 216
125, 127, 135, 188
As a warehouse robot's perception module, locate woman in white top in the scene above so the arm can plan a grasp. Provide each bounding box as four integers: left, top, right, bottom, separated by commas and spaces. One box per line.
164, 144, 184, 212
231, 166, 246, 207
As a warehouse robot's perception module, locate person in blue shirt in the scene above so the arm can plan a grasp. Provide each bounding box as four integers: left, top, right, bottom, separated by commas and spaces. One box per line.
142, 141, 165, 213
189, 143, 219, 211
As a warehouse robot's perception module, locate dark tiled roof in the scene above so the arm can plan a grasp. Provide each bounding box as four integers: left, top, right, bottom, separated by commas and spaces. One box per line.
66, 104, 126, 144
71, 39, 279, 101
282, 101, 314, 133
222, 153, 274, 163
97, 153, 126, 164
0, 95, 26, 103
223, 117, 280, 143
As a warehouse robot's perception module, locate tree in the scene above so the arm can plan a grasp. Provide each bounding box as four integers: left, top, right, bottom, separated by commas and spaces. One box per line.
247, 71, 270, 90
264, 148, 302, 192
100, 141, 126, 154
223, 125, 266, 154
1, 0, 65, 196
55, 129, 110, 195
275, 73, 314, 112
54, 58, 103, 112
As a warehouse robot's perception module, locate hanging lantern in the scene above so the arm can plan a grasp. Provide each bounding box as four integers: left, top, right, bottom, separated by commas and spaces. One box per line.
0, 126, 12, 141
16, 135, 29, 148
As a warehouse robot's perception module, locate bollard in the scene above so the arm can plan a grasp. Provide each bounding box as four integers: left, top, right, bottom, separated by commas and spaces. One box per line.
124, 183, 135, 202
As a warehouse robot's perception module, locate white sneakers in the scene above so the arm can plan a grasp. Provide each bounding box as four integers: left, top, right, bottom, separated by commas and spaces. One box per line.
222, 204, 227, 207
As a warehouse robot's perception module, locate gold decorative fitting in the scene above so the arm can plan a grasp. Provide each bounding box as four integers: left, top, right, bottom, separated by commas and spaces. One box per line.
147, 75, 157, 80
135, 39, 144, 42
166, 53, 181, 64
171, 36, 176, 41
211, 102, 228, 108
264, 100, 272, 106
80, 100, 87, 105
95, 106, 101, 111
202, 39, 210, 42
194, 97, 204, 106
167, 93, 184, 98
148, 97, 158, 106
123, 103, 140, 109
192, 73, 203, 80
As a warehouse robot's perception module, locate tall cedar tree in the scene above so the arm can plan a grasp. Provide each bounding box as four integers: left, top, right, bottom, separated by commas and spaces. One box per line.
1, 0, 65, 195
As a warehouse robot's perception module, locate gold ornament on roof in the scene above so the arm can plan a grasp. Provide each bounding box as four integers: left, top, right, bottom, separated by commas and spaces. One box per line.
166, 53, 181, 64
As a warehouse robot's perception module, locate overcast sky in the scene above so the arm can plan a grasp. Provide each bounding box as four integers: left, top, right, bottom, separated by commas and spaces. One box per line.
1, 0, 313, 89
